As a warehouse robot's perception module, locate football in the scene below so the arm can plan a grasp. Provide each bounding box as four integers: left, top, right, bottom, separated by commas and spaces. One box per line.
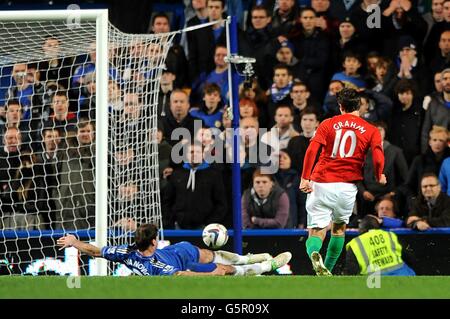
202, 223, 229, 249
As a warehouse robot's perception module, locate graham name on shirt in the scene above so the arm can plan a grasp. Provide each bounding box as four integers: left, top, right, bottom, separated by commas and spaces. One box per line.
333, 120, 366, 134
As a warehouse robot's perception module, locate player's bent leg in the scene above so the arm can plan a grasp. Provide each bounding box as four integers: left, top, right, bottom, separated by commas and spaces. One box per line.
306, 227, 326, 259
306, 227, 332, 276
204, 250, 272, 265
330, 222, 346, 236
324, 222, 346, 273
246, 253, 273, 264
232, 252, 292, 276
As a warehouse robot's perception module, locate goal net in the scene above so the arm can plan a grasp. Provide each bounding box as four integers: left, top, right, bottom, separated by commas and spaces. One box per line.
0, 10, 176, 275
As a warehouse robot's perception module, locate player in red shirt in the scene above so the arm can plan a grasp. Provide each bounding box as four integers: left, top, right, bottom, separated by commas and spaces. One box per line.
299, 88, 387, 276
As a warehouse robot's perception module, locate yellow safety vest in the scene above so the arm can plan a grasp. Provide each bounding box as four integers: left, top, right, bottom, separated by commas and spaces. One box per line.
346, 229, 404, 275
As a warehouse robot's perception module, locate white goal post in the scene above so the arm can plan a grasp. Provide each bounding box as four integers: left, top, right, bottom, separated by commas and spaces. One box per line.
0, 9, 109, 275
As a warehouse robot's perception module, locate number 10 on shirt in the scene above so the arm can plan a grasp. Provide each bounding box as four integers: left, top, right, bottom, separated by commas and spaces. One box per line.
331, 129, 357, 158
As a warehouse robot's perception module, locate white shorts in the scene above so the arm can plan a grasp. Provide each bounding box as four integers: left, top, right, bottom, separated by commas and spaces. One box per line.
306, 182, 358, 229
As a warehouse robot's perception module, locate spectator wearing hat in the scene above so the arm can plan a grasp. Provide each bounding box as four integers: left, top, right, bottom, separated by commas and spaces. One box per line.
271, 40, 303, 80
395, 35, 432, 95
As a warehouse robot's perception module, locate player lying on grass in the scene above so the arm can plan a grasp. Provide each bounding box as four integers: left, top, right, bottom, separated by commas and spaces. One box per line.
57, 223, 292, 276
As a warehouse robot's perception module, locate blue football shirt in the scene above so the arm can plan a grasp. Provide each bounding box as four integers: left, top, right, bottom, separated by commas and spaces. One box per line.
101, 241, 200, 276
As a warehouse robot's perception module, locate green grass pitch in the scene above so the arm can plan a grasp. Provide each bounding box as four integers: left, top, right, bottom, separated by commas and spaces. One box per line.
0, 276, 449, 299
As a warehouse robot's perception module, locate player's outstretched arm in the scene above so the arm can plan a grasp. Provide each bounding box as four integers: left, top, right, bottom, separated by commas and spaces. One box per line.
57, 234, 102, 257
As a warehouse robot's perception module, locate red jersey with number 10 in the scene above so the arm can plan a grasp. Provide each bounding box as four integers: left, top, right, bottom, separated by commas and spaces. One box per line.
302, 113, 384, 183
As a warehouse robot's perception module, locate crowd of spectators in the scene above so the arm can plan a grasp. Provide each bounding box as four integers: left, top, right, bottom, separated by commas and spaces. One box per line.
1, 0, 450, 232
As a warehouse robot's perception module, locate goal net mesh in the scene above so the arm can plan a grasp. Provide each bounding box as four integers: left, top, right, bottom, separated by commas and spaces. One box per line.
0, 17, 175, 275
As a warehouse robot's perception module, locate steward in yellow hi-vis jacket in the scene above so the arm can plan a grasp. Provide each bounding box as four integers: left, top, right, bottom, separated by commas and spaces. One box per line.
343, 215, 416, 276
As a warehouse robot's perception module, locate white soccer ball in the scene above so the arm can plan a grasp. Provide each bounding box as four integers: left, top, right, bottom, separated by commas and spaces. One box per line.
202, 223, 229, 249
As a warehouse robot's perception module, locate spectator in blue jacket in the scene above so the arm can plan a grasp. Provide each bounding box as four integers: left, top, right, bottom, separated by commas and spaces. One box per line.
331, 51, 366, 89
375, 197, 405, 229
189, 82, 225, 130
358, 89, 393, 123
439, 157, 450, 196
